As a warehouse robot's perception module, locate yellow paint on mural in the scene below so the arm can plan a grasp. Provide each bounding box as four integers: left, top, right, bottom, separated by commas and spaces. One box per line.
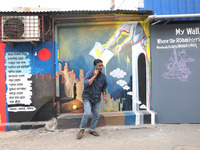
117, 53, 120, 62
60, 41, 73, 59
102, 23, 121, 49
126, 56, 130, 70
58, 31, 74, 60
116, 32, 130, 46
102, 25, 131, 64
139, 20, 151, 62
57, 49, 60, 59
0, 114, 1, 123
101, 97, 120, 112
126, 56, 130, 64
102, 27, 130, 52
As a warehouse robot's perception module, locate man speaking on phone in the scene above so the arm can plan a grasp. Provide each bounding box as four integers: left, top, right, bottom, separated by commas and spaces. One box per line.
77, 59, 108, 139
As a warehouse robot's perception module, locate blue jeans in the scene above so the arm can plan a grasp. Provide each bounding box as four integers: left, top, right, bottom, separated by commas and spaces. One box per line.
80, 100, 101, 131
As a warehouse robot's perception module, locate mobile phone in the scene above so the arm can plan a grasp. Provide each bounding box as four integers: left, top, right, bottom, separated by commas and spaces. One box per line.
94, 65, 97, 70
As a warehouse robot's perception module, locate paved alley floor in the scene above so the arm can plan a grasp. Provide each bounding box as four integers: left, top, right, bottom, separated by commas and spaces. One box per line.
0, 124, 200, 150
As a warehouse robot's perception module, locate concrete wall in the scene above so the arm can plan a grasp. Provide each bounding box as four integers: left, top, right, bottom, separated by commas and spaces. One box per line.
150, 22, 200, 123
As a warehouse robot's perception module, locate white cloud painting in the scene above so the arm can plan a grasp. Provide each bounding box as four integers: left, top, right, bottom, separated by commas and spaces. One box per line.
123, 85, 130, 90
116, 79, 127, 87
110, 68, 127, 79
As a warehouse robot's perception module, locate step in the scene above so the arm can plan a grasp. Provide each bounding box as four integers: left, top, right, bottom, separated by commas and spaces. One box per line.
56, 110, 156, 129
0, 121, 46, 131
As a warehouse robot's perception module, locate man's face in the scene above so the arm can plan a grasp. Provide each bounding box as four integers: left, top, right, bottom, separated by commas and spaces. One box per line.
96, 62, 103, 72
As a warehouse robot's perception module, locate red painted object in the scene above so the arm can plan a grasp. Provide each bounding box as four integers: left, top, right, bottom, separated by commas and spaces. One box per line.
38, 48, 51, 61
0, 43, 7, 131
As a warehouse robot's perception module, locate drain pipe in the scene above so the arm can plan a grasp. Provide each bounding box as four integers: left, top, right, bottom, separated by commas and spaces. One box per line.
148, 13, 200, 20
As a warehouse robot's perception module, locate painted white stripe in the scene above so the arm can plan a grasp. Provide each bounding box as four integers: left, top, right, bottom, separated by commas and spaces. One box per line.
134, 111, 143, 125
147, 110, 156, 125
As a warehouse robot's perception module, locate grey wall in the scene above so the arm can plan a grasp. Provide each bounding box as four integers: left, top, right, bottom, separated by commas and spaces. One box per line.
150, 23, 200, 123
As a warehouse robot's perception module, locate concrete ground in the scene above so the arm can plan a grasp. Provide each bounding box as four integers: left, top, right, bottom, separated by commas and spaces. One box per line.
0, 124, 200, 150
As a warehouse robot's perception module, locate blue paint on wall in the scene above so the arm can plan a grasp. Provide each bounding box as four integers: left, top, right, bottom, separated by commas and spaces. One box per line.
33, 40, 53, 75
55, 42, 59, 73
124, 112, 136, 125
4, 40, 53, 76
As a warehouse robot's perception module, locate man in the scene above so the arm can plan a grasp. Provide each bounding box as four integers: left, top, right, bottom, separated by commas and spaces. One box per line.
77, 59, 108, 139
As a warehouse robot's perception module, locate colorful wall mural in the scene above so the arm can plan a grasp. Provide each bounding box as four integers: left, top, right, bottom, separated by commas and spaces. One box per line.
0, 40, 54, 130
56, 21, 151, 113
0, 18, 152, 131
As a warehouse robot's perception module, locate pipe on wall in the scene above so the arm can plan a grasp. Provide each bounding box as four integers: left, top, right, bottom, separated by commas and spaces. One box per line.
52, 19, 55, 107
148, 13, 200, 20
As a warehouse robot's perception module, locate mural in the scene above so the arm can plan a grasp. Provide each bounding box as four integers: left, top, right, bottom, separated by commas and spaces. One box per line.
0, 40, 54, 130
0, 20, 151, 130
56, 21, 151, 113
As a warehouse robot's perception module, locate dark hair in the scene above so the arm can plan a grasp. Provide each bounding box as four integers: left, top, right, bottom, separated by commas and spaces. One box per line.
93, 59, 103, 66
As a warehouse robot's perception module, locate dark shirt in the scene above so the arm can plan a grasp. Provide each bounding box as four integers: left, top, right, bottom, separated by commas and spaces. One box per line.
82, 70, 107, 103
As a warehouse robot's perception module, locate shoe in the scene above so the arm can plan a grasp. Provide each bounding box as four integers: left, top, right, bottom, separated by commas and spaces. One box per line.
76, 129, 84, 139
89, 130, 100, 136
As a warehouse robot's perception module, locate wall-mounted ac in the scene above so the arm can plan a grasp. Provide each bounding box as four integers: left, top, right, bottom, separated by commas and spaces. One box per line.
2, 16, 40, 42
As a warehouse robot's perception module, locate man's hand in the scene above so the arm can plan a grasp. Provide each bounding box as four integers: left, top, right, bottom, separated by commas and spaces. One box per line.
89, 68, 99, 85
104, 97, 108, 104
94, 67, 99, 77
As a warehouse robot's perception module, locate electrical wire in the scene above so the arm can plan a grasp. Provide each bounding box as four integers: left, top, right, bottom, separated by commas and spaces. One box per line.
116, 0, 126, 10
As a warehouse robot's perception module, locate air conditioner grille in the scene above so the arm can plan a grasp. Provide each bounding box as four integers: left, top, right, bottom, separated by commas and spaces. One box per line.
3, 18, 24, 38
1, 15, 41, 42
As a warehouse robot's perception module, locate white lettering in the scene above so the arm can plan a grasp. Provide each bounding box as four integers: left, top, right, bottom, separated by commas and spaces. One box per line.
176, 28, 185, 35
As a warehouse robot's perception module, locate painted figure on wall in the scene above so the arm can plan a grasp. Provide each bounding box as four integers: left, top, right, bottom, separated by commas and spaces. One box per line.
103, 21, 146, 54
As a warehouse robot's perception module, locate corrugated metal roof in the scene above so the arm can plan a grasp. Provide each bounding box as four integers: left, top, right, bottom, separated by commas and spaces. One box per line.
139, 0, 200, 20
12, 7, 62, 12
0, 9, 152, 15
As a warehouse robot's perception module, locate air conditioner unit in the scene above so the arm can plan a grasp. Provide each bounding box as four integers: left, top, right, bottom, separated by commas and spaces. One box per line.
2, 16, 40, 42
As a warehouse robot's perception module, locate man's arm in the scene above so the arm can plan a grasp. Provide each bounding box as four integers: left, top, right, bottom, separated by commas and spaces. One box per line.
88, 68, 99, 85
101, 77, 108, 104
102, 92, 108, 104
88, 75, 96, 85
